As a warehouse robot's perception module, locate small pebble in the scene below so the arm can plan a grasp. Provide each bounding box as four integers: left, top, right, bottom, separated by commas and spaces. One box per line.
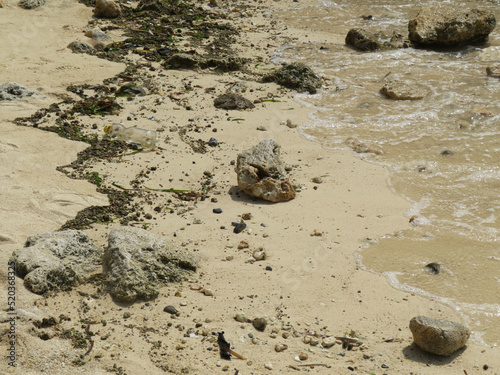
275, 343, 288, 352
381, 364, 389, 369
253, 250, 266, 261
123, 312, 131, 319
233, 222, 246, 234
211, 198, 218, 203
248, 333, 254, 338
299, 352, 308, 361
264, 363, 273, 370
213, 208, 223, 214
208, 137, 218, 147
235, 313, 247, 323
252, 317, 267, 331
312, 176, 323, 184
203, 288, 214, 296
265, 265, 273, 271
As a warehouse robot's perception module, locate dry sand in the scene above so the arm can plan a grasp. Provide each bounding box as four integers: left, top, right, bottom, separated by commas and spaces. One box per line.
0, 0, 499, 374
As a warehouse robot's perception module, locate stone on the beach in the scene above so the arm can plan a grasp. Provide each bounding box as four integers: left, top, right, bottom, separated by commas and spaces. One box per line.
67, 41, 95, 54
10, 231, 101, 294
166, 53, 204, 69
0, 82, 37, 100
165, 53, 244, 72
409, 316, 470, 356
103, 226, 198, 302
85, 30, 113, 43
236, 138, 296, 202
408, 7, 496, 47
345, 28, 382, 51
263, 62, 322, 94
486, 65, 500, 78
18, 0, 45, 9
380, 80, 428, 100
116, 84, 147, 97
94, 0, 121, 18
214, 93, 255, 110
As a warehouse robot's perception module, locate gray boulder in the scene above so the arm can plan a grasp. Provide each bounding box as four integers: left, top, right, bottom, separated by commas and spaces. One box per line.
236, 139, 295, 202
408, 7, 496, 47
345, 28, 382, 51
380, 80, 428, 100
262, 63, 322, 94
10, 231, 101, 294
409, 316, 470, 356
0, 82, 37, 101
103, 226, 198, 302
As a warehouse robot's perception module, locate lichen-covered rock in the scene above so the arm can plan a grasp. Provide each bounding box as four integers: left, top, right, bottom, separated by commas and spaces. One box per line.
94, 0, 121, 18
263, 63, 322, 94
0, 82, 37, 100
380, 80, 428, 100
10, 231, 101, 294
409, 316, 470, 356
408, 7, 496, 47
103, 226, 198, 302
165, 53, 244, 72
18, 0, 45, 9
236, 139, 295, 202
345, 28, 382, 51
214, 93, 255, 110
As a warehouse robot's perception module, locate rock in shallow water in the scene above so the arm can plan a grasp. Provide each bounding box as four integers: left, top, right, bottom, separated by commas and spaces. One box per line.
409, 316, 470, 356
262, 63, 321, 94
345, 28, 381, 51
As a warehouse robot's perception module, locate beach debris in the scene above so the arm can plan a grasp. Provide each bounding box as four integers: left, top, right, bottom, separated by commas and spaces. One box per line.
252, 317, 267, 331
409, 316, 470, 356
263, 62, 322, 94
214, 93, 255, 110
18, 0, 45, 9
104, 124, 158, 149
486, 65, 500, 78
0, 82, 38, 101
217, 332, 246, 360
408, 7, 495, 47
103, 226, 198, 302
380, 80, 428, 100
425, 262, 441, 274
345, 28, 381, 51
94, 0, 122, 18
10, 230, 101, 294
67, 41, 95, 54
236, 139, 296, 202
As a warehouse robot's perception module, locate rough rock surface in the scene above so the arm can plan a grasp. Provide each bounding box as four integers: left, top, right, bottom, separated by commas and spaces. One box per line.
0, 82, 37, 100
236, 139, 296, 202
345, 28, 382, 51
165, 53, 244, 71
486, 65, 500, 78
263, 63, 322, 94
94, 0, 121, 18
103, 226, 198, 302
408, 7, 496, 47
380, 80, 428, 100
214, 93, 255, 110
67, 41, 95, 54
409, 316, 470, 356
18, 0, 45, 9
10, 231, 101, 294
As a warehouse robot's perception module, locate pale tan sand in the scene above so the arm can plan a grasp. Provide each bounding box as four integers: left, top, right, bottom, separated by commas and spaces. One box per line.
1, 0, 499, 374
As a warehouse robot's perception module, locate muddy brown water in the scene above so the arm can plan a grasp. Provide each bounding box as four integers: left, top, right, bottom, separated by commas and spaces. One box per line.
274, 0, 500, 345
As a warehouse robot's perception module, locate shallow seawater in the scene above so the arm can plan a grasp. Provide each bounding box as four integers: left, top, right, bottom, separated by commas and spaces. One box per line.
274, 0, 500, 345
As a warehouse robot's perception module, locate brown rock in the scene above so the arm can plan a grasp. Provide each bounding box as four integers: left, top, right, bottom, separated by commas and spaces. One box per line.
345, 28, 381, 51
409, 316, 470, 356
486, 65, 500, 78
380, 80, 428, 100
94, 0, 121, 18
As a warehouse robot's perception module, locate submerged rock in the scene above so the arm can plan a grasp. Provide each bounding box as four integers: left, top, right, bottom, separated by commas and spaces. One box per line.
236, 139, 295, 202
10, 231, 101, 294
103, 226, 198, 302
345, 28, 382, 51
0, 82, 37, 100
410, 316, 470, 356
214, 93, 255, 110
94, 0, 121, 18
380, 80, 428, 100
262, 63, 322, 94
408, 7, 496, 47
486, 65, 500, 78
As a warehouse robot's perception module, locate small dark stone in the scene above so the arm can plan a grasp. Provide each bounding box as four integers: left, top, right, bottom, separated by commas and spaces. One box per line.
213, 208, 223, 214
483, 365, 489, 370
211, 198, 218, 203
441, 150, 454, 156
123, 312, 131, 319
144, 213, 152, 220
164, 305, 178, 315
425, 262, 441, 275
233, 222, 246, 234
252, 317, 267, 331
348, 366, 354, 371
381, 364, 389, 369
248, 333, 254, 338
208, 137, 218, 147
265, 266, 272, 271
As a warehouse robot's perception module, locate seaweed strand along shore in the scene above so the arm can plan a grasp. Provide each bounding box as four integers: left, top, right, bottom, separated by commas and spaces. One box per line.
0, 0, 499, 374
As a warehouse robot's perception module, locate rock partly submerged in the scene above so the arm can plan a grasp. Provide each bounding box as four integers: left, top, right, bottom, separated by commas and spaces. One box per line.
380, 80, 428, 100
408, 7, 496, 47
236, 139, 295, 202
345, 28, 382, 51
410, 316, 470, 356
10, 231, 101, 294
103, 226, 198, 302
262, 63, 322, 94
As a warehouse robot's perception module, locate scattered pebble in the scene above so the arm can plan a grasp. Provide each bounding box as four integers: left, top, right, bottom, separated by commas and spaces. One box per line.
202, 288, 214, 296
235, 313, 247, 323
233, 222, 246, 234
312, 176, 323, 184
163, 305, 179, 315
252, 317, 267, 331
208, 137, 218, 147
265, 265, 273, 271
238, 240, 249, 249
264, 363, 273, 370
310, 229, 323, 237
241, 212, 252, 220
322, 336, 336, 348
286, 119, 297, 128
213, 208, 223, 214
256, 126, 267, 131
275, 343, 288, 352
252, 249, 266, 261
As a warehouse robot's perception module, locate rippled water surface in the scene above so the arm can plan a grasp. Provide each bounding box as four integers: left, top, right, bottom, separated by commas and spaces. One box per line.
274, 0, 500, 344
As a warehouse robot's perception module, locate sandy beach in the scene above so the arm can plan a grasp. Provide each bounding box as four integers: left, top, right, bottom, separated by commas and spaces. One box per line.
1, 0, 499, 373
